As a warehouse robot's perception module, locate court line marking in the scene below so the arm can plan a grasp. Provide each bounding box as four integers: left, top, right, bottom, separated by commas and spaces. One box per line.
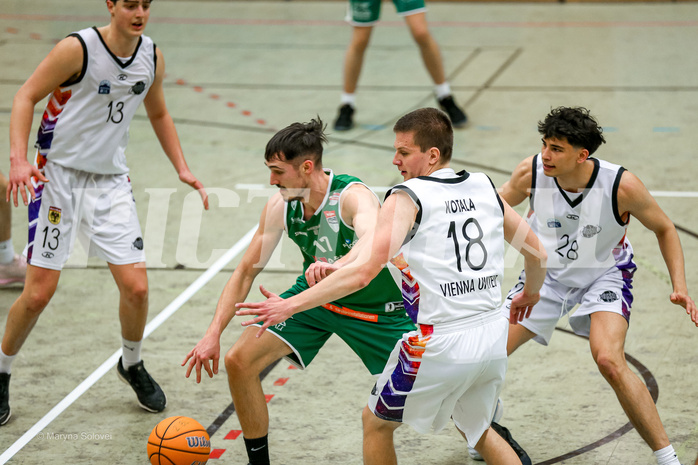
0, 225, 258, 465
2, 14, 698, 28
235, 184, 698, 198
536, 328, 659, 464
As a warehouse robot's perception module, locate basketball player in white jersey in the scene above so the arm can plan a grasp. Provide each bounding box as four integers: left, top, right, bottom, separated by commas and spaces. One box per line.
237, 108, 548, 464
1, 0, 208, 426
495, 107, 697, 465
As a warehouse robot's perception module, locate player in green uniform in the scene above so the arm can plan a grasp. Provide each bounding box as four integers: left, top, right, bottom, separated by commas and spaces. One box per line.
183, 117, 415, 465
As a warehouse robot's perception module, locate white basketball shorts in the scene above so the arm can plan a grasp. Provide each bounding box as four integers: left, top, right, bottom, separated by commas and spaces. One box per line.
368, 312, 508, 447
501, 258, 636, 345
27, 162, 145, 270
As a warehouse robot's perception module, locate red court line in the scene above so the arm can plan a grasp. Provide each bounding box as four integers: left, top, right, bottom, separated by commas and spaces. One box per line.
2, 14, 698, 28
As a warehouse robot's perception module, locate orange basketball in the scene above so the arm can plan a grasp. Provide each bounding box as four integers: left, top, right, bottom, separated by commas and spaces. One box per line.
147, 416, 211, 465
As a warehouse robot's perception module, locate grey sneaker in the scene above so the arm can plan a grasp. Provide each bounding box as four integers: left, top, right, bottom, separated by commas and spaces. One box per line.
333, 104, 354, 131
116, 357, 166, 412
0, 373, 11, 426
0, 255, 26, 287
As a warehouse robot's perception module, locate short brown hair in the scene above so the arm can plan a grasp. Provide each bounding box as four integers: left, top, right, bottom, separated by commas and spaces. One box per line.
393, 108, 453, 163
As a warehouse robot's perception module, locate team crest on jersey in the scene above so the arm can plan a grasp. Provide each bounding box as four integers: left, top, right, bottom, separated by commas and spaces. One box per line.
581, 224, 602, 238
98, 80, 111, 94
130, 81, 146, 95
598, 291, 618, 303
131, 237, 144, 250
48, 206, 61, 225
117, 74, 128, 81
324, 211, 340, 232
328, 192, 341, 206
546, 218, 562, 228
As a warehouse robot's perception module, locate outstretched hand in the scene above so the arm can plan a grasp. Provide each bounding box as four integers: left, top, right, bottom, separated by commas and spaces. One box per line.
181, 334, 220, 383
179, 169, 209, 210
670, 291, 698, 326
235, 285, 296, 338
509, 290, 540, 324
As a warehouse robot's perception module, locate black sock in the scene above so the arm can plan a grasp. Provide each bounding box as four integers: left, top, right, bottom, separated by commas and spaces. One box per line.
244, 435, 270, 465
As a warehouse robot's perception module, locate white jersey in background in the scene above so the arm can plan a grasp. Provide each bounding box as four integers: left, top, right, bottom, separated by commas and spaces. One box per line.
34, 27, 156, 175
527, 154, 632, 288
387, 168, 506, 326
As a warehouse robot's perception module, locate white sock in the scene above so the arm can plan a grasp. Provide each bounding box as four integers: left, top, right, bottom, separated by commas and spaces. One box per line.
340, 93, 356, 107
654, 445, 680, 465
0, 239, 15, 264
0, 347, 17, 374
434, 82, 452, 100
121, 338, 142, 369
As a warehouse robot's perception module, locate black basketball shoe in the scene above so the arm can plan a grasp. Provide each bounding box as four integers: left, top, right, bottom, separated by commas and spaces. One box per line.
117, 357, 167, 413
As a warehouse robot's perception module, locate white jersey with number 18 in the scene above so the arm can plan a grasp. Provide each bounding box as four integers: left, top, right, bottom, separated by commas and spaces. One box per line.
387, 168, 505, 326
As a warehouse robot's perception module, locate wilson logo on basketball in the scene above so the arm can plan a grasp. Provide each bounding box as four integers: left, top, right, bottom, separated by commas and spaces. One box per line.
185, 435, 211, 448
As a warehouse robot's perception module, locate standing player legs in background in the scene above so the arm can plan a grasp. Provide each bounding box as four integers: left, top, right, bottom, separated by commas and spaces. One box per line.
0, 170, 26, 287
334, 1, 467, 131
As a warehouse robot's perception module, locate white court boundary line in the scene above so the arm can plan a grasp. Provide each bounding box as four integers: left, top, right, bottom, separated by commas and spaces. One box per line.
0, 225, 258, 465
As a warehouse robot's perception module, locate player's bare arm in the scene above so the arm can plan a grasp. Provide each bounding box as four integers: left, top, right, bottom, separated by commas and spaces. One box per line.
143, 47, 208, 210
182, 194, 285, 381
617, 170, 697, 325
8, 36, 83, 206
502, 197, 547, 323
498, 155, 535, 207
305, 183, 380, 286
237, 189, 416, 335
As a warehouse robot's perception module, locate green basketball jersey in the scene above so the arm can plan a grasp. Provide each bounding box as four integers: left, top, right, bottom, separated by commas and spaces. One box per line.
284, 171, 403, 316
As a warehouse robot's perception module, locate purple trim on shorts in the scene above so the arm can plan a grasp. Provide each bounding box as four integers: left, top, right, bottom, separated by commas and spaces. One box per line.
26, 184, 44, 262
374, 341, 422, 421
616, 252, 636, 321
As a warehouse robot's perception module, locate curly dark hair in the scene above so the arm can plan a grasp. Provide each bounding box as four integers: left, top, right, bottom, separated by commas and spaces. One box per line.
538, 107, 606, 155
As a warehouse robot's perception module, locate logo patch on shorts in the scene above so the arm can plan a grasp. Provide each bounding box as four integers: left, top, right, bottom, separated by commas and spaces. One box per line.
598, 291, 619, 303
274, 322, 286, 331
48, 206, 61, 224
385, 301, 405, 313
132, 237, 144, 250
42, 252, 54, 259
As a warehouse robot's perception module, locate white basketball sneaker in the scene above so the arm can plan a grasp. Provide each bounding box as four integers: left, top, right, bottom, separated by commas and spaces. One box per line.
467, 397, 503, 461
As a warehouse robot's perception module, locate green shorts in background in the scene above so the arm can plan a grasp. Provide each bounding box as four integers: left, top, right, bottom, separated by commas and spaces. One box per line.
347, 0, 427, 25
